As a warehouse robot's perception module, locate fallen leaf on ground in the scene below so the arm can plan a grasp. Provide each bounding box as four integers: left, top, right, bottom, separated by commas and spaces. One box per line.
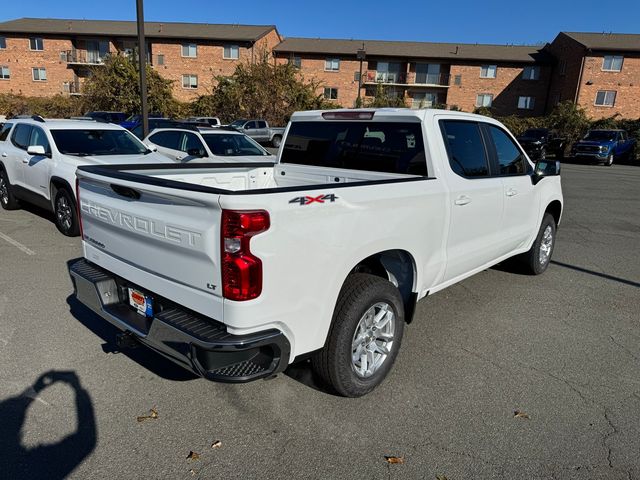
211, 440, 222, 449
436, 475, 448, 480
136, 406, 159, 422
514, 410, 530, 419
188, 469, 196, 476
385, 456, 404, 464
186, 451, 200, 461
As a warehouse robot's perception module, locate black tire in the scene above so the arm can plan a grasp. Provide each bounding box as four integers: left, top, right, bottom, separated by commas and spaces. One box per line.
271, 135, 282, 148
54, 188, 80, 237
605, 154, 614, 166
520, 213, 556, 275
312, 273, 405, 397
0, 168, 21, 210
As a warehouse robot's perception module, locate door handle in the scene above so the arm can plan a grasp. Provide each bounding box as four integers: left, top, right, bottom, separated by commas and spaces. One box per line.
22, 157, 29, 164
454, 195, 472, 206
506, 188, 518, 197
1, 152, 7, 157
176, 155, 184, 161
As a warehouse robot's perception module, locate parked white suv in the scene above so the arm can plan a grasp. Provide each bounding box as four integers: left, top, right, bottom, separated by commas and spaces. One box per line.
0, 116, 172, 236
144, 127, 276, 163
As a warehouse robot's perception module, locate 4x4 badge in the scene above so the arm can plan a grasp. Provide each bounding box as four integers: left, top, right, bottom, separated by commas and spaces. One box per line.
289, 194, 338, 206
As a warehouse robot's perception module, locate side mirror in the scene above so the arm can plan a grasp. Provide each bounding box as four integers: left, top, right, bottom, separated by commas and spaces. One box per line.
532, 159, 561, 184
187, 148, 207, 158
145, 143, 158, 152
27, 145, 46, 156
244, 125, 251, 130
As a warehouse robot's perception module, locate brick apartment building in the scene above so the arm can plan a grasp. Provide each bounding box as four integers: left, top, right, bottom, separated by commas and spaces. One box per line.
0, 18, 281, 101
273, 38, 552, 116
546, 32, 640, 119
0, 17, 639, 119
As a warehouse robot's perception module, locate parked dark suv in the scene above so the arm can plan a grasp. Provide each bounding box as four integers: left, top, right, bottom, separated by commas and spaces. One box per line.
516, 128, 566, 161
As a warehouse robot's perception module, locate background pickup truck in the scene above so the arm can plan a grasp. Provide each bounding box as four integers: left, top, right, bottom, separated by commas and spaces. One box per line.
570, 129, 636, 166
516, 128, 566, 160
228, 119, 285, 147
69, 108, 563, 397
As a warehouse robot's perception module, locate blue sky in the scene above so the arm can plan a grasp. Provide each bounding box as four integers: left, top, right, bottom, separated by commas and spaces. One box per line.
2, 0, 639, 45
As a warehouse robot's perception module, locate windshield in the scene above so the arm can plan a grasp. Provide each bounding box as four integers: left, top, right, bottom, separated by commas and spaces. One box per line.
584, 131, 616, 141
281, 121, 428, 175
230, 119, 247, 128
202, 133, 268, 156
51, 129, 149, 156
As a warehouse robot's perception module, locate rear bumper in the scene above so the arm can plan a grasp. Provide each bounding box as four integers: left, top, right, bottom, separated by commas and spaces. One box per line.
68, 259, 290, 382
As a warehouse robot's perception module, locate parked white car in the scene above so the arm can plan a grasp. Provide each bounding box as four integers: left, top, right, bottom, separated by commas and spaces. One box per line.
70, 108, 563, 397
0, 116, 173, 236
144, 127, 276, 163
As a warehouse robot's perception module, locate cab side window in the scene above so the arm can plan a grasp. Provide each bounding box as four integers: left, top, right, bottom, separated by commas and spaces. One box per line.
149, 131, 180, 150
440, 120, 489, 177
487, 125, 526, 175
0, 123, 13, 142
256, 121, 267, 129
30, 126, 51, 154
181, 132, 206, 154
11, 124, 32, 150
245, 121, 257, 130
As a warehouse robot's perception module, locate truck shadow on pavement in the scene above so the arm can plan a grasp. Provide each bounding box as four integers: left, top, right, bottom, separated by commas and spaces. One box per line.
0, 370, 96, 480
66, 295, 198, 381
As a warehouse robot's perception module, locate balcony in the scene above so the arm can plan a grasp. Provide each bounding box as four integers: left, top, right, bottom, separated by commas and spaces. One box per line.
412, 73, 451, 87
363, 71, 407, 85
62, 50, 108, 66
63, 81, 82, 96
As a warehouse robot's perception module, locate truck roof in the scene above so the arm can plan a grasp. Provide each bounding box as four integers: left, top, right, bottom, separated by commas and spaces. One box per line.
290, 108, 500, 124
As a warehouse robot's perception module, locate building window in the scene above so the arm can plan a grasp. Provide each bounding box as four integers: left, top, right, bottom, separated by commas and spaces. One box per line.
156, 54, 165, 66
517, 96, 535, 110
594, 90, 616, 107
0, 66, 10, 79
29, 37, 44, 51
454, 75, 462, 85
325, 58, 340, 71
181, 43, 197, 58
476, 93, 493, 107
288, 56, 301, 68
182, 74, 198, 89
32, 67, 47, 81
523, 66, 540, 80
559, 59, 567, 76
602, 55, 623, 72
223, 45, 239, 59
0, 37, 6, 49
480, 65, 497, 78
323, 87, 338, 100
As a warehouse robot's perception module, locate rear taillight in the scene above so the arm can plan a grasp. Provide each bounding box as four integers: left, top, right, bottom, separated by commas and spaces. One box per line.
221, 210, 270, 301
75, 178, 84, 239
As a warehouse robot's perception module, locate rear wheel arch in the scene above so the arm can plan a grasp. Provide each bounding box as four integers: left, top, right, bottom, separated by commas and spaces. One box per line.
349, 249, 418, 323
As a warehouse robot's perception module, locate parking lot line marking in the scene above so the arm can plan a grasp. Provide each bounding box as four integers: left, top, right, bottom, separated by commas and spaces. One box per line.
0, 231, 36, 256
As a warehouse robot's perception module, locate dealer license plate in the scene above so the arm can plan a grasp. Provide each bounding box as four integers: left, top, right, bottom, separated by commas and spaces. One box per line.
128, 287, 153, 317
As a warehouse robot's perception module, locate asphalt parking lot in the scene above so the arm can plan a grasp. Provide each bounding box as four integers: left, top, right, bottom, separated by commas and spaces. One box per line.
1, 163, 639, 480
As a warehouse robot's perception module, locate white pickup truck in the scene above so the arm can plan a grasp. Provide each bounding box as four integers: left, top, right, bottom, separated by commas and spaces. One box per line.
69, 109, 563, 397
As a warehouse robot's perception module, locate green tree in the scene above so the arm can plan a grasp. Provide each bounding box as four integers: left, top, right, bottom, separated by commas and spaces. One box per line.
81, 53, 175, 115
196, 56, 336, 125
546, 101, 590, 145
365, 84, 407, 108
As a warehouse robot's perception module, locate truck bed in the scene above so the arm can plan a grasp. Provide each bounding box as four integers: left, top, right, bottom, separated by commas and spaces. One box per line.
78, 161, 422, 195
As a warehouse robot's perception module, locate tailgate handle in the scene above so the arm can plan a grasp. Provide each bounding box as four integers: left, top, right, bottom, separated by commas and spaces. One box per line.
110, 184, 141, 200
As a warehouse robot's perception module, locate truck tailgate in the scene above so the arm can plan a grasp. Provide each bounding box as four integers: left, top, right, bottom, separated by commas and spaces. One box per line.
77, 170, 223, 320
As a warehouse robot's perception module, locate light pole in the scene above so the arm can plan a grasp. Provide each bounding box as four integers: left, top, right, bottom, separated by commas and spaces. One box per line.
136, 0, 149, 138
356, 45, 366, 107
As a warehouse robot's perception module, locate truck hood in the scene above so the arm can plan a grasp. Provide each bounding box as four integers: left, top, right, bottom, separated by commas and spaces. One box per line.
574, 140, 614, 147
63, 152, 175, 165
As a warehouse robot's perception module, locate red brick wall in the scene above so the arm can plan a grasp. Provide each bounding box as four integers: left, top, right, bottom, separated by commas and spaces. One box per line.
0, 36, 74, 96
276, 54, 362, 107
576, 54, 640, 119
447, 62, 550, 116
545, 33, 586, 112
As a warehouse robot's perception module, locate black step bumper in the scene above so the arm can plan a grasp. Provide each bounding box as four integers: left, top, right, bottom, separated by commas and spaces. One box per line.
68, 259, 290, 383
